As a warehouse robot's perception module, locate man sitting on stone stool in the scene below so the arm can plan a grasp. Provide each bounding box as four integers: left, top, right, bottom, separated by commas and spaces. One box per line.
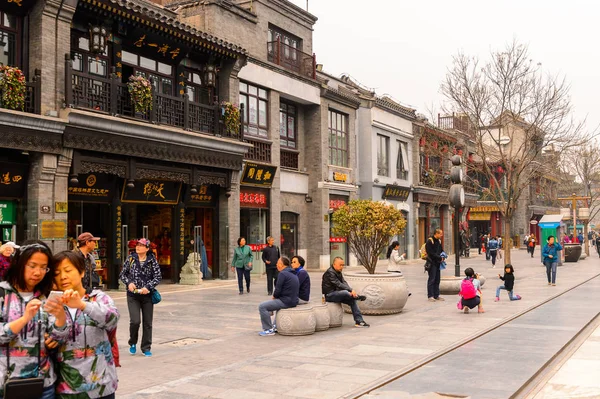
291, 255, 310, 304
322, 257, 369, 328
257, 257, 299, 336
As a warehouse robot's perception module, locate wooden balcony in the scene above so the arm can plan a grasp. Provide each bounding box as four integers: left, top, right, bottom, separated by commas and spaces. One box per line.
438, 113, 475, 135
65, 58, 243, 141
267, 39, 316, 79
245, 137, 272, 163
280, 148, 299, 170
420, 168, 451, 190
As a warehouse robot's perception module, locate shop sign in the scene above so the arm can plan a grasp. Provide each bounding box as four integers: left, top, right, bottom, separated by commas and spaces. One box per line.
39, 219, 67, 240
471, 206, 500, 212
179, 208, 185, 256
332, 172, 348, 183
0, 201, 15, 225
240, 188, 269, 208
69, 174, 115, 202
55, 202, 68, 213
186, 185, 216, 206
0, 162, 28, 199
240, 162, 277, 187
382, 185, 410, 201
329, 237, 347, 243
329, 195, 348, 211
122, 180, 182, 204
115, 205, 122, 261
249, 243, 268, 251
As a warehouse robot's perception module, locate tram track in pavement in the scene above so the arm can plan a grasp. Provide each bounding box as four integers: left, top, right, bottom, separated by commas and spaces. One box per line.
342, 272, 600, 399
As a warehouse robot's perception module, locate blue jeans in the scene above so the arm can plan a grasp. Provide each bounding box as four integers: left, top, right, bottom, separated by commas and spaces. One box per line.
496, 285, 518, 300
326, 291, 364, 323
258, 299, 287, 330
426, 264, 441, 299
489, 250, 497, 265
544, 261, 558, 284
236, 267, 251, 293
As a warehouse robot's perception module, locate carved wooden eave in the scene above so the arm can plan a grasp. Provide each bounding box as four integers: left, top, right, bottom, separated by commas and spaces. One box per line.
85, 0, 248, 58
64, 110, 251, 170
320, 86, 361, 109
374, 97, 417, 121
0, 109, 65, 154
413, 186, 450, 205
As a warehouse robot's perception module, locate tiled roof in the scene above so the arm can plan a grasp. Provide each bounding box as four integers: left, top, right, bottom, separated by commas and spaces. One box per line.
97, 0, 248, 55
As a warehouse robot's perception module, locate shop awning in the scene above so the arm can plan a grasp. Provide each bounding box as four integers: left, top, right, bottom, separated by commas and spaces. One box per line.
470, 212, 491, 221
539, 214, 563, 229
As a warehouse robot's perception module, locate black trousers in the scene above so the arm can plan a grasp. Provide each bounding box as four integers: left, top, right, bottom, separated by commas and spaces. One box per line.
236, 267, 251, 292
427, 264, 441, 299
266, 268, 278, 294
127, 294, 154, 352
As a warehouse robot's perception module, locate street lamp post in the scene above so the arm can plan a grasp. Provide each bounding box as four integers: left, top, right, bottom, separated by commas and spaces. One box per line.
449, 155, 465, 277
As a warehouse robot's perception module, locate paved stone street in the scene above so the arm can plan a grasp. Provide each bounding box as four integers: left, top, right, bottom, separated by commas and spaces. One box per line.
109, 249, 600, 399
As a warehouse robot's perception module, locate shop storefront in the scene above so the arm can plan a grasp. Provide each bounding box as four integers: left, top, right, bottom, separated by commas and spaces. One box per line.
329, 194, 349, 263
382, 184, 411, 255
468, 205, 503, 246
0, 159, 29, 243
281, 211, 298, 259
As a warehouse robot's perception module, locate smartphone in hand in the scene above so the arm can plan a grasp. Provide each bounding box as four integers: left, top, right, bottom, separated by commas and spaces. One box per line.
47, 291, 64, 302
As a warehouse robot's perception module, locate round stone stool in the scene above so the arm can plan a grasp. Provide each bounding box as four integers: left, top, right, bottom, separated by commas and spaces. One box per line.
311, 303, 330, 332
327, 302, 344, 328
275, 305, 316, 336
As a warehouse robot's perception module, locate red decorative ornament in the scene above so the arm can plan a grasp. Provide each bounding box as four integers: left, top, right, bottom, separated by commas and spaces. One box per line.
419, 137, 425, 147
432, 141, 438, 149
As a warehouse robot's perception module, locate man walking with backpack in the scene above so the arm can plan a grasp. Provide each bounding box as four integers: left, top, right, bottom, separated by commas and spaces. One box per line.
75, 232, 101, 293
488, 235, 499, 268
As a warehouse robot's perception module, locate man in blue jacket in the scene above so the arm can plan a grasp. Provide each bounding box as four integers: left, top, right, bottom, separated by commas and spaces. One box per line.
257, 257, 299, 336
291, 255, 310, 304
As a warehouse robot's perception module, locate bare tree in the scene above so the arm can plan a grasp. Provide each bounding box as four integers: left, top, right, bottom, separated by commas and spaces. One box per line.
561, 144, 600, 255
441, 40, 593, 265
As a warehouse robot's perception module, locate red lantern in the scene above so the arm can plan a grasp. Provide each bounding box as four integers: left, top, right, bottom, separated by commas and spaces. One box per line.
419, 137, 425, 147
433, 141, 438, 149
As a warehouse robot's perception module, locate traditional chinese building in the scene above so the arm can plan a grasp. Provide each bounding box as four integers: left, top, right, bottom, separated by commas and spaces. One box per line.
0, 0, 252, 286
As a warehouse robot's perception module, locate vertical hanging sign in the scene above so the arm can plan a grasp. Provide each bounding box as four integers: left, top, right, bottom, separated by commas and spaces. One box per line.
179, 207, 185, 256
115, 205, 122, 262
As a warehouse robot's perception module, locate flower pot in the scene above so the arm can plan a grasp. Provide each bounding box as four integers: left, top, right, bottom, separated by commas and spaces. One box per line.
439, 276, 463, 295
341, 272, 409, 315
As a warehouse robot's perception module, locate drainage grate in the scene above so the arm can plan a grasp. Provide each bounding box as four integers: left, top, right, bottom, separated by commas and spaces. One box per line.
159, 337, 209, 347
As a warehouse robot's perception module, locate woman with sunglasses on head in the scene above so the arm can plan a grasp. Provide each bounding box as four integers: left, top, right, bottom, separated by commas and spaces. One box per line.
0, 241, 69, 399
52, 251, 120, 399
119, 238, 161, 358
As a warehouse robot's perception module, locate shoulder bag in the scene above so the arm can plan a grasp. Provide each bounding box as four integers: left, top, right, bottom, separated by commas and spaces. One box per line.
151, 289, 162, 305
243, 246, 253, 271
3, 291, 45, 399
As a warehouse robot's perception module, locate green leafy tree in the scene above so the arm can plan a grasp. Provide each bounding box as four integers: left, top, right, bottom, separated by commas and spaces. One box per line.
332, 199, 406, 274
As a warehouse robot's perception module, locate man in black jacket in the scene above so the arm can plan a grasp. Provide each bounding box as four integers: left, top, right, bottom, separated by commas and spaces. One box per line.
322, 257, 369, 328
426, 229, 444, 302
257, 257, 299, 336
261, 236, 280, 295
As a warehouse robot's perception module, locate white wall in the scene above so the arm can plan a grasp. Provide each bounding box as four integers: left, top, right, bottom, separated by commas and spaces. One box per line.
280, 170, 309, 194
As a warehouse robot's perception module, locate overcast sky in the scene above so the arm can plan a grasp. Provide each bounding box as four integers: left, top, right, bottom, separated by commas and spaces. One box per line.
288, 0, 600, 132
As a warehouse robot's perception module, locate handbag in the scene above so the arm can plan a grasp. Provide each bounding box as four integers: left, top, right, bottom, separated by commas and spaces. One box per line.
244, 263, 253, 271
151, 289, 162, 305
3, 292, 45, 399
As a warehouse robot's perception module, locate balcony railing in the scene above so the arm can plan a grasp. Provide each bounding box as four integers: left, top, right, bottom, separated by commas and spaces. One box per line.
280, 148, 299, 170
65, 57, 243, 140
267, 39, 316, 79
438, 113, 475, 135
420, 168, 451, 190
245, 137, 272, 163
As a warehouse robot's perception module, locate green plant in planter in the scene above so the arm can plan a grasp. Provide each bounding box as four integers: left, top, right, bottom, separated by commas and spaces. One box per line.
221, 101, 240, 136
127, 75, 153, 113
332, 199, 406, 274
0, 65, 26, 111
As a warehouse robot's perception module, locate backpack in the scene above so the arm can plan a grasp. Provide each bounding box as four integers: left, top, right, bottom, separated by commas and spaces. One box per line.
460, 278, 477, 300
419, 243, 428, 260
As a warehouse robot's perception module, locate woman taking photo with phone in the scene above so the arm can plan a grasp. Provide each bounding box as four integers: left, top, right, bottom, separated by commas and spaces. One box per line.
53, 251, 120, 398
0, 240, 68, 399
119, 238, 161, 357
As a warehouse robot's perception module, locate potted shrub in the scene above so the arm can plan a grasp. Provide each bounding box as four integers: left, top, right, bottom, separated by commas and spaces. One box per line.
127, 75, 153, 113
0, 65, 26, 111
221, 101, 240, 136
332, 199, 409, 314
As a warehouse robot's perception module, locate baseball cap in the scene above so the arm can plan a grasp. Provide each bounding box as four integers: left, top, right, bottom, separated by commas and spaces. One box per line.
136, 238, 151, 248
4, 241, 20, 249
78, 232, 100, 242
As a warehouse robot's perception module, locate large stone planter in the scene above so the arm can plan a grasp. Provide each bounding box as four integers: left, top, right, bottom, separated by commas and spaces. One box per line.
328, 302, 344, 328
312, 303, 330, 331
564, 244, 582, 262
341, 272, 409, 315
275, 305, 316, 336
439, 276, 463, 295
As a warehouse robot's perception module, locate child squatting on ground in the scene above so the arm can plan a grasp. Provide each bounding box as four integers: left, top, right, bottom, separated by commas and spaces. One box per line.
458, 267, 484, 314
495, 264, 522, 301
